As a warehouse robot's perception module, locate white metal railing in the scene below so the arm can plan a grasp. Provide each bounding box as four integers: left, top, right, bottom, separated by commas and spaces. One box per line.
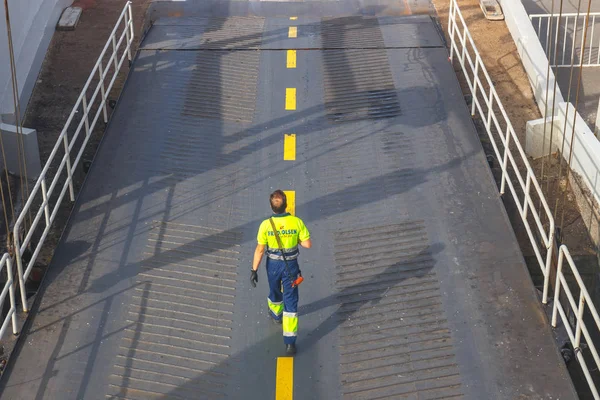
553, 245, 600, 399
450, 0, 600, 397
12, 2, 134, 312
449, 0, 556, 303
530, 12, 600, 67
0, 253, 17, 340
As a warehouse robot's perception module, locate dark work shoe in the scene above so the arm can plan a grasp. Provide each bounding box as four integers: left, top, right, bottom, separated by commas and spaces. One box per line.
286, 344, 297, 355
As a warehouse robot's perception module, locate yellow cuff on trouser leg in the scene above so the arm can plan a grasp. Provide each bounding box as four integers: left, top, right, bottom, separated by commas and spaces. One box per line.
268, 298, 284, 320
283, 311, 298, 344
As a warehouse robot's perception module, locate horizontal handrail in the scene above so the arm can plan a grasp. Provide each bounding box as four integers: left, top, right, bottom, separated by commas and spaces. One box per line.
12, 2, 134, 313
530, 12, 600, 18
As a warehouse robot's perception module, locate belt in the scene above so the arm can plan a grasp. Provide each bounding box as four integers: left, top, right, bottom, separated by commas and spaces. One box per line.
267, 246, 299, 260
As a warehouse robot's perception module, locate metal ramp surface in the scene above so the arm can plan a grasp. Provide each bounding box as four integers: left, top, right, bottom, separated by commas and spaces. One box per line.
0, 4, 578, 400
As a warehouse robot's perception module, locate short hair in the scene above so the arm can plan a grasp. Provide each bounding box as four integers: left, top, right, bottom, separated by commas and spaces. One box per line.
270, 190, 287, 214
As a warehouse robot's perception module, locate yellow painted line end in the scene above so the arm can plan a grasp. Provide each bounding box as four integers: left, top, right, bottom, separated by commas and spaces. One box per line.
288, 26, 298, 38
287, 50, 297, 69
285, 88, 296, 110
290, 16, 298, 20
284, 191, 295, 216
284, 134, 296, 161
276, 357, 294, 400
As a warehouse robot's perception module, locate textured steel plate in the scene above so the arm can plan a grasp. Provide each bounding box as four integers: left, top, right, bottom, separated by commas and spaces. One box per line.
322, 49, 400, 122
182, 50, 260, 123
142, 17, 265, 50
106, 221, 240, 399
321, 16, 386, 49
335, 222, 463, 399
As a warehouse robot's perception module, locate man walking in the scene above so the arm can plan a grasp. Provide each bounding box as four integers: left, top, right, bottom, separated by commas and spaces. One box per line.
250, 190, 312, 355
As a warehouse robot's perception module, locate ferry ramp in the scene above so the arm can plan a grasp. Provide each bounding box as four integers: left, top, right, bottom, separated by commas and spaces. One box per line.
0, 1, 579, 399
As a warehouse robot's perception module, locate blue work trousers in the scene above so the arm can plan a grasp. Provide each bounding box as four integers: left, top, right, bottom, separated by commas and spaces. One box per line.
266, 258, 299, 345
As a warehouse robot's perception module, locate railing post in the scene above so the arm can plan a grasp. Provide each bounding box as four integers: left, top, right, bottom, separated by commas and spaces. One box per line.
597, 17, 600, 65
98, 64, 108, 123
82, 97, 91, 137
590, 16, 595, 65
522, 171, 530, 217
486, 90, 493, 130
63, 135, 75, 201
552, 247, 564, 325
500, 125, 511, 195
448, 0, 454, 62
461, 30, 467, 66
128, 2, 135, 45
571, 16, 578, 67
41, 178, 50, 227
112, 35, 119, 71
546, 15, 552, 55
562, 16, 568, 65
471, 57, 479, 116
574, 290, 586, 349
7, 257, 17, 335
14, 238, 28, 312
580, 15, 587, 65
542, 232, 555, 304
125, 3, 133, 62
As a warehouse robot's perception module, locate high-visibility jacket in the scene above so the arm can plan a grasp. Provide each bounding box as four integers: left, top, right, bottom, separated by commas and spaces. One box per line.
257, 213, 310, 260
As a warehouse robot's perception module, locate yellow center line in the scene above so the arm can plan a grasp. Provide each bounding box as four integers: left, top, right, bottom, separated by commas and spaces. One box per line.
290, 16, 297, 20
284, 191, 295, 215
288, 26, 297, 38
287, 50, 297, 68
276, 357, 294, 399
285, 88, 296, 110
284, 134, 296, 161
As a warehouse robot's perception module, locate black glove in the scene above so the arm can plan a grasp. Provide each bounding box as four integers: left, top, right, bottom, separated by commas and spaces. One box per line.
250, 269, 258, 287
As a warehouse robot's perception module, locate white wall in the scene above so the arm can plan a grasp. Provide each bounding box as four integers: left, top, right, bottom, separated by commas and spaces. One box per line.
0, 0, 72, 119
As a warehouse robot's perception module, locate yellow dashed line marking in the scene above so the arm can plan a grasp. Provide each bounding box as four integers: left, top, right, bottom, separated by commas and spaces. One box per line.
285, 88, 296, 110
284, 191, 295, 215
276, 357, 294, 399
284, 134, 296, 160
287, 50, 297, 68
278, 16, 299, 399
